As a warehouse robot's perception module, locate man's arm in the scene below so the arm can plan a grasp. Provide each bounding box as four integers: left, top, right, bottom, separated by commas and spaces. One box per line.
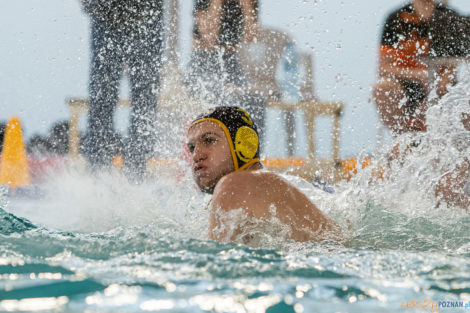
435, 160, 470, 210
436, 64, 457, 98
377, 51, 429, 86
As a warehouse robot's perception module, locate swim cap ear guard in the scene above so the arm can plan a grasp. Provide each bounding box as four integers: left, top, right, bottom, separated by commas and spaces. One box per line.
191, 106, 260, 171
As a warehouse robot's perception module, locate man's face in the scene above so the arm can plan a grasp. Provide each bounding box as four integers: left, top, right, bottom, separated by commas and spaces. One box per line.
187, 121, 235, 194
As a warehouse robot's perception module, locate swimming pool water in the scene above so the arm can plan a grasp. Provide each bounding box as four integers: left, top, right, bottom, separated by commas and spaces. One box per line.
1, 177, 469, 313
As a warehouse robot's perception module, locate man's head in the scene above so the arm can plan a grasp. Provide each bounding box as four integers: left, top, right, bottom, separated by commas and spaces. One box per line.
187, 106, 260, 193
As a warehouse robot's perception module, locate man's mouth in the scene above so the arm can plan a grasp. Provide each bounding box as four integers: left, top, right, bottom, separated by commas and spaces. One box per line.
193, 165, 207, 175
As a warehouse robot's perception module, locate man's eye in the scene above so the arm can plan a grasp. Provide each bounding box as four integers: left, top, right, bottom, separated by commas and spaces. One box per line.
204, 137, 217, 144
187, 144, 195, 153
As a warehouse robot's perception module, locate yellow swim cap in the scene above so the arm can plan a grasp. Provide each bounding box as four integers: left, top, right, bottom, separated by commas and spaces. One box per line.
191, 106, 260, 171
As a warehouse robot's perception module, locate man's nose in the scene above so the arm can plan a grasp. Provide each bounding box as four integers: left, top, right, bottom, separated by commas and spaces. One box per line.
192, 144, 206, 162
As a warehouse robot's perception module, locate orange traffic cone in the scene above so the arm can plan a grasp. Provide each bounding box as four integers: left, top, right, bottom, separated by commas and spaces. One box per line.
0, 117, 31, 188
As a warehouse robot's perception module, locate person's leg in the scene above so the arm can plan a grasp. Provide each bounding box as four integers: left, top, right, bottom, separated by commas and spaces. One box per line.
220, 52, 266, 151
373, 78, 409, 134
241, 92, 265, 152
284, 110, 295, 157
84, 21, 123, 168
125, 25, 163, 180
401, 80, 427, 132
219, 51, 246, 106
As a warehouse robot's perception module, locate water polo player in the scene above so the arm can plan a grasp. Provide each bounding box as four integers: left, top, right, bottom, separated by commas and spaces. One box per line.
187, 106, 343, 243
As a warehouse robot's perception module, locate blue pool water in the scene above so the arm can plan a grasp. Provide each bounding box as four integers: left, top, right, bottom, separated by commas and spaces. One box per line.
1, 203, 469, 313
1, 167, 469, 313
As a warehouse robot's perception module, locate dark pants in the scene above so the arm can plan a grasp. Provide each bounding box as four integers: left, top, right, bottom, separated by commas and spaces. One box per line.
241, 93, 266, 147
83, 20, 163, 179
401, 80, 426, 116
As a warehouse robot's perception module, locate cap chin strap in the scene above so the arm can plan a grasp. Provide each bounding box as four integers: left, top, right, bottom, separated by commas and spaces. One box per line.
237, 158, 260, 171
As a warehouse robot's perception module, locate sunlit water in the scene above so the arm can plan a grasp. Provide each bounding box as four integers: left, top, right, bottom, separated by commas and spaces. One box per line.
1, 68, 470, 312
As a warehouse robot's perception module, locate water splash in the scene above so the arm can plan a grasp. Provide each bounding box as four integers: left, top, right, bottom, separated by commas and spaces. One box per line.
7, 161, 210, 240
324, 62, 470, 251
3, 64, 470, 253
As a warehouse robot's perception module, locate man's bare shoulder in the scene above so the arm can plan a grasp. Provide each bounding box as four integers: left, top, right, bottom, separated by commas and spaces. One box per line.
212, 170, 285, 210
215, 170, 284, 193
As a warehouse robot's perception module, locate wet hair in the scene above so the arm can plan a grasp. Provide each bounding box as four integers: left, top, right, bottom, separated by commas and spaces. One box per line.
191, 106, 260, 171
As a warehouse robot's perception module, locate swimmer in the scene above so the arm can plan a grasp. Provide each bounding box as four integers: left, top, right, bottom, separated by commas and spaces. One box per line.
186, 106, 343, 242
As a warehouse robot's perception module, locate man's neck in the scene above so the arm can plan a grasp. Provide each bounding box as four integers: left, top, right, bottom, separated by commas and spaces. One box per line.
245, 162, 263, 171
413, 0, 436, 21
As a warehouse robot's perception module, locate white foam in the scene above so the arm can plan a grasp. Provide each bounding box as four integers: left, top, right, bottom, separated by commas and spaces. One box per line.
8, 161, 210, 238
332, 62, 470, 229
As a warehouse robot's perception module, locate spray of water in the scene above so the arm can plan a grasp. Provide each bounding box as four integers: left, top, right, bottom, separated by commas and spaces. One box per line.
3, 64, 469, 252
322, 63, 470, 251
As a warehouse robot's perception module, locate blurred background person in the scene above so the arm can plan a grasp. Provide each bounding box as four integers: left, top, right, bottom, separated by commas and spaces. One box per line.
373, 0, 468, 135
27, 121, 69, 156
80, 0, 164, 181
277, 42, 301, 157
186, 0, 261, 129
